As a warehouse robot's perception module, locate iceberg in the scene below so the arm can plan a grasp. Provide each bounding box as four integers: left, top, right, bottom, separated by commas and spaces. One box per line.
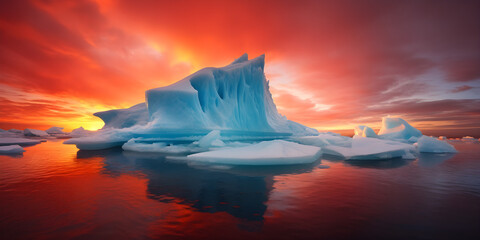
322, 136, 416, 160
354, 125, 377, 138
94, 103, 149, 129
185, 140, 322, 165
0, 137, 41, 146
46, 126, 64, 135
378, 117, 422, 140
416, 136, 457, 153
67, 54, 317, 151
23, 128, 49, 137
0, 145, 25, 154
144, 54, 316, 136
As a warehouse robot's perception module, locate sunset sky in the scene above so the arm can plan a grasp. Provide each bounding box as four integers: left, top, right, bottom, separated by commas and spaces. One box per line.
1, 0, 479, 137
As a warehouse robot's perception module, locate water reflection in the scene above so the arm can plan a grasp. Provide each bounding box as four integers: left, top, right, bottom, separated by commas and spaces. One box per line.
416, 153, 456, 167
343, 157, 412, 169
76, 148, 319, 222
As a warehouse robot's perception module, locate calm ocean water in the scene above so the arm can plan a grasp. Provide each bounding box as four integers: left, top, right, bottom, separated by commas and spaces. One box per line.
1, 140, 479, 239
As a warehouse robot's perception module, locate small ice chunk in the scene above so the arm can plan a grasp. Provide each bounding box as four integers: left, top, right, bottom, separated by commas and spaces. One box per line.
186, 140, 322, 165
416, 136, 457, 153
197, 130, 225, 148
0, 137, 41, 146
24, 128, 49, 137
323, 136, 416, 160
0, 145, 25, 154
354, 125, 377, 138
438, 136, 447, 140
46, 127, 64, 134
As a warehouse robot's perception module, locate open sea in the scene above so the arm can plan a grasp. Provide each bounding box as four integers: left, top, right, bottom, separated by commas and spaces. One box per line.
1, 140, 479, 239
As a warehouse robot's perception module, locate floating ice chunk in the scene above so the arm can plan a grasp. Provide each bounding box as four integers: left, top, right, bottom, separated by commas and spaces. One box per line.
0, 137, 41, 146
94, 103, 149, 129
197, 130, 225, 148
416, 136, 457, 153
438, 136, 447, 140
70, 127, 94, 138
186, 140, 322, 165
354, 125, 377, 138
378, 117, 422, 140
46, 127, 64, 135
293, 133, 352, 147
0, 145, 25, 154
323, 136, 416, 160
23, 128, 49, 137
461, 136, 476, 142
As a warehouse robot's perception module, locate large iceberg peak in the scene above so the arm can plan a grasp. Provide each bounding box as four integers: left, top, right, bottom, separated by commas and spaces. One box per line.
145, 53, 313, 135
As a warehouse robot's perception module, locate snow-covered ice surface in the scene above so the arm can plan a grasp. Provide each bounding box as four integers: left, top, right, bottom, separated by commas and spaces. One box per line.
184, 140, 322, 165
322, 136, 416, 160
416, 136, 457, 153
0, 137, 41, 146
0, 145, 25, 154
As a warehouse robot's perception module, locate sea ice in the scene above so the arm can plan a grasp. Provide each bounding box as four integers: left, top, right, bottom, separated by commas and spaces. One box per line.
378, 117, 422, 140
0, 137, 41, 146
23, 128, 49, 137
185, 140, 322, 165
0, 145, 25, 154
323, 136, 416, 160
416, 136, 457, 153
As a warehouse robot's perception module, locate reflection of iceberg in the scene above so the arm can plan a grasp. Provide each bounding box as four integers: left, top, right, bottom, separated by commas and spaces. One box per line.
344, 158, 412, 169
75, 147, 317, 221
416, 152, 456, 167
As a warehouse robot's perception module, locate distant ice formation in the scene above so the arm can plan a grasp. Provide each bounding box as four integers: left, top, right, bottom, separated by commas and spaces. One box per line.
24, 128, 49, 137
